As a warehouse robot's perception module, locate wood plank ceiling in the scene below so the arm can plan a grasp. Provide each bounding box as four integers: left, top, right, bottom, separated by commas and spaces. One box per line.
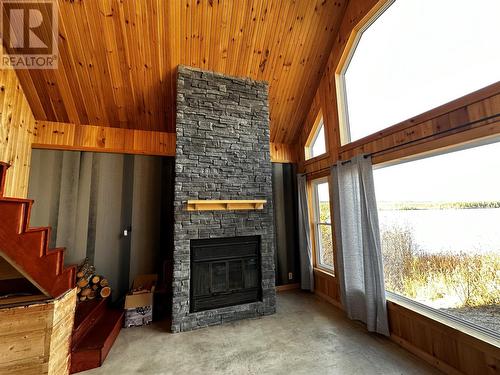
14, 0, 347, 144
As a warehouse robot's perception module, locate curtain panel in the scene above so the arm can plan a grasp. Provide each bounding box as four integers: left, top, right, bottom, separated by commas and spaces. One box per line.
297, 173, 314, 291
331, 155, 389, 336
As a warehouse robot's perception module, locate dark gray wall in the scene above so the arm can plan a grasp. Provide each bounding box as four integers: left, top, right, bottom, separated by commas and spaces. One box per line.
172, 66, 276, 332
130, 155, 163, 280
272, 163, 300, 286
28, 150, 166, 299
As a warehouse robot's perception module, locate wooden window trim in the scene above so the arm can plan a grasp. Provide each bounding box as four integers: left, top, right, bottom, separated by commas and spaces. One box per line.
375, 139, 500, 348
308, 176, 336, 275
334, 0, 500, 150
335, 0, 395, 146
340, 82, 500, 155
304, 110, 328, 161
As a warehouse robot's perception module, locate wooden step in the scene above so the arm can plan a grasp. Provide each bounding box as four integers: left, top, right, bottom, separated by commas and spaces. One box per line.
0, 162, 75, 299
72, 299, 108, 351
70, 308, 124, 374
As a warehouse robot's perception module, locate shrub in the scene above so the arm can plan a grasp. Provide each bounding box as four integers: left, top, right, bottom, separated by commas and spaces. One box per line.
380, 224, 500, 308
380, 224, 419, 295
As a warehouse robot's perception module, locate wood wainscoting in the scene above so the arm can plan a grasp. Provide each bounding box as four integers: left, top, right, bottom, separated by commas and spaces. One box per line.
388, 301, 500, 375
313, 268, 342, 308
0, 288, 77, 375
313, 271, 500, 375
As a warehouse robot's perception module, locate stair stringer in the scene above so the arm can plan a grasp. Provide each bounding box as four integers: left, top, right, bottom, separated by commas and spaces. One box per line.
0, 162, 75, 298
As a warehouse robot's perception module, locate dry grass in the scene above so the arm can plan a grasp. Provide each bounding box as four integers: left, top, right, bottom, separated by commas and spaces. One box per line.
381, 224, 500, 308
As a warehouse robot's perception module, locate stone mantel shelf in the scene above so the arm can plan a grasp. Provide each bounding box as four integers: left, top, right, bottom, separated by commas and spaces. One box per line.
186, 200, 267, 211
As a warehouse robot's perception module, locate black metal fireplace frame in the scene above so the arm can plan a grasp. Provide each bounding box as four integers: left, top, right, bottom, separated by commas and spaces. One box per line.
190, 235, 262, 313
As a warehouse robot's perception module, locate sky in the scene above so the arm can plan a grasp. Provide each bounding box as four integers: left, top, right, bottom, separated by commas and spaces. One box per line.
317, 181, 330, 202
374, 140, 500, 202
340, 0, 500, 203
344, 0, 500, 143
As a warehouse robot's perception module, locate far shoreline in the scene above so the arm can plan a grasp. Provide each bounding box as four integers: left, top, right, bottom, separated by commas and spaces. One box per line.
379, 201, 500, 211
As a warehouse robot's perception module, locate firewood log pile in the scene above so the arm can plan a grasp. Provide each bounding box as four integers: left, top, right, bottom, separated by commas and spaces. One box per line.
75, 258, 111, 302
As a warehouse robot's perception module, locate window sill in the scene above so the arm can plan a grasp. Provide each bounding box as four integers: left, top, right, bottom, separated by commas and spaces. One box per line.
386, 291, 500, 349
313, 267, 335, 278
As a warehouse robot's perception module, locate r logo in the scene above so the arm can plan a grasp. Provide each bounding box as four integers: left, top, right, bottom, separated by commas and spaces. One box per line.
0, 0, 58, 68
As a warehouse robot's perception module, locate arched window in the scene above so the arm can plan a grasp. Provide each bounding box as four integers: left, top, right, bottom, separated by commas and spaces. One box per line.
337, 0, 500, 145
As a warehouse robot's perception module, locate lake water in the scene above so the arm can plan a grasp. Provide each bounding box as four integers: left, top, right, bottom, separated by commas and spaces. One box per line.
378, 208, 500, 254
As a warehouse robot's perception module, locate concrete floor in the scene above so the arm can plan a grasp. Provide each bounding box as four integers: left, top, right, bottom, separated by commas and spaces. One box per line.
83, 291, 442, 375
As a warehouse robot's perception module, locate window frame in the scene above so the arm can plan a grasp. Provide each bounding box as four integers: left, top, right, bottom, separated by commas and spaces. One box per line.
373, 136, 500, 344
304, 111, 328, 161
310, 176, 334, 273
335, 0, 396, 146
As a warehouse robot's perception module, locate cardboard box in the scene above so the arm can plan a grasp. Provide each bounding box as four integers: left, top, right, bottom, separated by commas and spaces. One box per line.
124, 274, 157, 328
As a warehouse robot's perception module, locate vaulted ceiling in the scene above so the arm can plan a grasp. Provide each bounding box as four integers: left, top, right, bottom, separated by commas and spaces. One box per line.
14, 0, 347, 143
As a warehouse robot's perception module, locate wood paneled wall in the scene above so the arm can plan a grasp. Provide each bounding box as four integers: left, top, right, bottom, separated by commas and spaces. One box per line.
33, 121, 176, 156
294, 0, 500, 373
269, 142, 297, 163
296, 0, 383, 174
0, 69, 36, 198
34, 122, 296, 162
313, 269, 341, 307
388, 301, 500, 375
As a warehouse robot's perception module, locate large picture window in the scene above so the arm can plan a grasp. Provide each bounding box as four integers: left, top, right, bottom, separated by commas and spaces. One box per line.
311, 178, 334, 271
374, 140, 500, 335
338, 0, 500, 144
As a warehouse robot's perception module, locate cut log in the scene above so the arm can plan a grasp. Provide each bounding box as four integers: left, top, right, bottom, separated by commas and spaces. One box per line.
91, 284, 98, 291
91, 275, 101, 284
100, 287, 111, 298
99, 278, 109, 287
79, 296, 87, 302
80, 287, 92, 297
77, 278, 89, 288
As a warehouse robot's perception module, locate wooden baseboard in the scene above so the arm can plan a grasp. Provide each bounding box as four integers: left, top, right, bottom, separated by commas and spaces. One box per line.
275, 283, 300, 292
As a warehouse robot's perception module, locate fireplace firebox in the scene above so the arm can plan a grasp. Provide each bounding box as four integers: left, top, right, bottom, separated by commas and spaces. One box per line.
190, 236, 261, 313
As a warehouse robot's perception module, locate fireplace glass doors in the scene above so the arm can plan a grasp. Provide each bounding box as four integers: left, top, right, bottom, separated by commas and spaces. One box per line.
190, 236, 261, 312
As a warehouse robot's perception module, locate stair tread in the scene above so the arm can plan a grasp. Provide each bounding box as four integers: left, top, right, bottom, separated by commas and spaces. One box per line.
74, 299, 107, 330
74, 309, 124, 352
72, 299, 108, 350
0, 163, 75, 300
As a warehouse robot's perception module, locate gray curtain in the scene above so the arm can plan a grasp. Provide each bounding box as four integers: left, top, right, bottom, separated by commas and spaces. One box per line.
28, 150, 93, 265
331, 155, 389, 336
297, 173, 314, 291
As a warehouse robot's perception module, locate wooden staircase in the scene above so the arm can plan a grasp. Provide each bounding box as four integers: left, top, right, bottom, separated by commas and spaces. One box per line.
0, 162, 75, 298
70, 298, 124, 373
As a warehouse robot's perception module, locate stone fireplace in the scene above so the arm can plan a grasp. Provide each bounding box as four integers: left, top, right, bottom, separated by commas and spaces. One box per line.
171, 66, 276, 333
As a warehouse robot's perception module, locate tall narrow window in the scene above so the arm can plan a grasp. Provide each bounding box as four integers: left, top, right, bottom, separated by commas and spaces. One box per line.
305, 115, 326, 160
338, 0, 500, 144
374, 140, 500, 336
311, 178, 334, 271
